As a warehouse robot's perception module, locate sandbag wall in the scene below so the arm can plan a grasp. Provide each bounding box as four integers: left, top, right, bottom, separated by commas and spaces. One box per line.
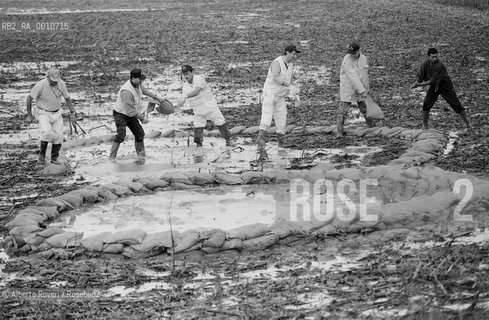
4, 165, 489, 259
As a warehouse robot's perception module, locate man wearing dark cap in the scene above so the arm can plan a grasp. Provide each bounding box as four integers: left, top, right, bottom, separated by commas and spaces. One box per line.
27, 68, 76, 165
109, 69, 162, 164
337, 42, 374, 138
411, 47, 471, 131
176, 65, 233, 147
255, 44, 301, 159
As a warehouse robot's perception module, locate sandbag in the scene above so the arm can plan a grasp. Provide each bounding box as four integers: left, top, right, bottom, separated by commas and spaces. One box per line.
202, 229, 226, 248
207, 129, 220, 137
15, 213, 46, 224
100, 184, 133, 197
213, 173, 243, 185
159, 172, 192, 184
229, 126, 247, 135
131, 230, 177, 252
160, 129, 176, 138
41, 163, 68, 176
305, 126, 330, 134
365, 96, 385, 120
305, 168, 326, 183
241, 126, 260, 135
134, 177, 170, 190
96, 188, 119, 201
75, 187, 100, 203
185, 172, 216, 186
339, 168, 363, 181
99, 134, 115, 142
242, 234, 279, 251
170, 182, 200, 190
146, 130, 162, 139
38, 227, 65, 238
174, 230, 200, 253
81, 232, 111, 252
226, 223, 271, 240
113, 181, 145, 193
57, 192, 84, 208
270, 217, 305, 239
123, 245, 165, 259
33, 206, 59, 219
287, 170, 308, 180
24, 234, 45, 246
241, 171, 268, 184
103, 229, 147, 245
264, 169, 289, 183
17, 207, 48, 219
46, 231, 83, 248
5, 217, 40, 229
36, 198, 73, 212
9, 225, 42, 246
103, 243, 124, 254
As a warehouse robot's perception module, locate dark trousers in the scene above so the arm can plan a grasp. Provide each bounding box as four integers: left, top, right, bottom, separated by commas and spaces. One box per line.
113, 110, 145, 143
422, 80, 464, 113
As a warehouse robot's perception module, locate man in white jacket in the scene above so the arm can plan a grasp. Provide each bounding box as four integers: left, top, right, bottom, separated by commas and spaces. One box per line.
176, 65, 233, 147
255, 44, 301, 157
338, 42, 374, 138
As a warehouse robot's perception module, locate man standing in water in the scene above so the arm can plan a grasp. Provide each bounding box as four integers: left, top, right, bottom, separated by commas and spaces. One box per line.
412, 47, 471, 131
27, 68, 75, 165
176, 65, 233, 147
109, 69, 162, 164
255, 44, 301, 159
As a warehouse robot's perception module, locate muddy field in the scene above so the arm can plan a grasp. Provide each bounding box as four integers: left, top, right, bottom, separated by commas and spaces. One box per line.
1, 0, 489, 319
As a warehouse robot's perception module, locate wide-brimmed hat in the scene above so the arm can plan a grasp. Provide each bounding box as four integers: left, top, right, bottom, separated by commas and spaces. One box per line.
47, 68, 61, 82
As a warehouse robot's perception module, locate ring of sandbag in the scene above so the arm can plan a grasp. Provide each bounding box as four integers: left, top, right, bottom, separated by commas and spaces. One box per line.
63, 124, 448, 167
6, 125, 489, 258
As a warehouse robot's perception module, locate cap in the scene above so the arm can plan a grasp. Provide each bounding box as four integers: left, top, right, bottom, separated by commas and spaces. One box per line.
47, 68, 61, 82
347, 42, 360, 53
285, 45, 301, 53
181, 65, 194, 73
130, 69, 147, 80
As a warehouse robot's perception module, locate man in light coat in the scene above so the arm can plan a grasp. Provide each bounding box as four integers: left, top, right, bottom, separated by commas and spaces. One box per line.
176, 65, 233, 147
255, 44, 301, 158
109, 69, 162, 164
26, 68, 76, 165
337, 42, 374, 138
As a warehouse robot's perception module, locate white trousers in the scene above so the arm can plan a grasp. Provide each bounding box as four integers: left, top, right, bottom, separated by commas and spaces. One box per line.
37, 108, 64, 143
259, 92, 287, 134
194, 107, 226, 128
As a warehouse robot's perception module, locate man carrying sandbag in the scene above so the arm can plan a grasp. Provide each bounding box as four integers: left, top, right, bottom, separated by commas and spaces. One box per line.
109, 69, 163, 164
176, 65, 234, 147
26, 68, 76, 165
411, 47, 471, 131
337, 42, 375, 138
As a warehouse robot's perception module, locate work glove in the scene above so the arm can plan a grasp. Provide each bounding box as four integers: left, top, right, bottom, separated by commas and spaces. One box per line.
176, 94, 187, 107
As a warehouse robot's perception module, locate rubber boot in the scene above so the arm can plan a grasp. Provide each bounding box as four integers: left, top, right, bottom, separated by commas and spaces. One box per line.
277, 134, 285, 148
194, 127, 204, 147
51, 144, 62, 165
218, 123, 234, 147
458, 110, 472, 131
109, 142, 120, 161
255, 129, 267, 146
39, 141, 48, 164
336, 114, 345, 138
135, 141, 146, 165
422, 111, 430, 130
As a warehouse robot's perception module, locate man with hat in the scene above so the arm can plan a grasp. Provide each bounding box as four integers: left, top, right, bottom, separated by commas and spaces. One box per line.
27, 68, 75, 165
176, 65, 233, 147
337, 42, 374, 138
109, 69, 162, 163
411, 47, 471, 131
255, 44, 301, 159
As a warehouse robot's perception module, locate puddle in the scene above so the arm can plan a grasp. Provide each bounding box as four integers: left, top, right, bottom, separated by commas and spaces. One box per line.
444, 131, 458, 155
